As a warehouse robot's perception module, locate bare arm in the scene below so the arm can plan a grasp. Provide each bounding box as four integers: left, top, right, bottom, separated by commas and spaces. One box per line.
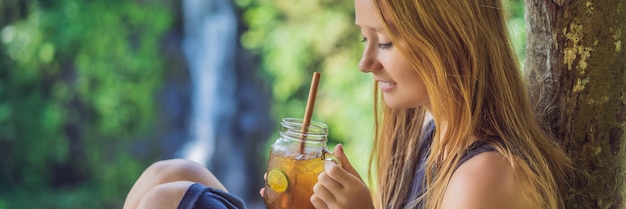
441, 152, 532, 209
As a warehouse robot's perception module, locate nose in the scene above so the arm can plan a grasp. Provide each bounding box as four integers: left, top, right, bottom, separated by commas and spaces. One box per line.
358, 46, 382, 73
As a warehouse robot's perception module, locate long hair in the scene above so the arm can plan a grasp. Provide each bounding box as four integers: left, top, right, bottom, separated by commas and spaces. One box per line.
367, 0, 572, 208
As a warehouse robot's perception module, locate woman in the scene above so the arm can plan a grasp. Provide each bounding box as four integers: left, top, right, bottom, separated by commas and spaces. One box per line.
310, 0, 571, 208
123, 0, 571, 208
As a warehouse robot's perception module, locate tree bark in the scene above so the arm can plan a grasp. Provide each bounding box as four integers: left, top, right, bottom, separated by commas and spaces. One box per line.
526, 0, 626, 208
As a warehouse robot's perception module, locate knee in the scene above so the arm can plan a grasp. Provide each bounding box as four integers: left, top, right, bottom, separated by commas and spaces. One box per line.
138, 181, 194, 209
147, 159, 202, 172
144, 159, 209, 183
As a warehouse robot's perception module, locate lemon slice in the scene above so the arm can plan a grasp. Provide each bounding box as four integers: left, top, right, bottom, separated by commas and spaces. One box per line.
267, 169, 289, 193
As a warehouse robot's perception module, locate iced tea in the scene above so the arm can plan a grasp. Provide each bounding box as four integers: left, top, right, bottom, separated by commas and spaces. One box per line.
263, 152, 324, 209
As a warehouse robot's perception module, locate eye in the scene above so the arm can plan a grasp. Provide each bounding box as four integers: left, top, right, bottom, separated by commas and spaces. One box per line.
361, 36, 392, 49
378, 42, 393, 50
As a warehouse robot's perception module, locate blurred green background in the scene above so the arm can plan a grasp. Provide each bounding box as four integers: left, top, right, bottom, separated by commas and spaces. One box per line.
0, 0, 524, 208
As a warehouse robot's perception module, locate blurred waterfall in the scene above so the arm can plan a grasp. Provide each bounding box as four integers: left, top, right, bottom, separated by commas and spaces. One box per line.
179, 0, 245, 197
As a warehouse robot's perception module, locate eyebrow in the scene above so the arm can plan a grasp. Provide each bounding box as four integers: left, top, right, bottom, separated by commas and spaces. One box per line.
355, 23, 385, 32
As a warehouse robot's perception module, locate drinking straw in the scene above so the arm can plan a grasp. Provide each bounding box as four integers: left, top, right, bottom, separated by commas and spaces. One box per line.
299, 72, 321, 154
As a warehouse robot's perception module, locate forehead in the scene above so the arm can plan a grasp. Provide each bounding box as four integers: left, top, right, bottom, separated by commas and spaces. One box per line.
354, 0, 383, 31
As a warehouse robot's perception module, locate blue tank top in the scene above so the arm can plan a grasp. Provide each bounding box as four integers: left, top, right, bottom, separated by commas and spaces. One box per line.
405, 121, 497, 209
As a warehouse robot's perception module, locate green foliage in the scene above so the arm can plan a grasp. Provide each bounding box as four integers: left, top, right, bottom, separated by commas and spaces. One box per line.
238, 0, 375, 175
504, 0, 527, 67
0, 0, 173, 208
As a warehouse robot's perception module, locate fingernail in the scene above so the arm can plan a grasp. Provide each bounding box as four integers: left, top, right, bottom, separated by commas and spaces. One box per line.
337, 143, 344, 155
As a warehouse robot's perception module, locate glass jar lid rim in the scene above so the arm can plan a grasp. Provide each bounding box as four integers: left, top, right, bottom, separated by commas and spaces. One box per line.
281, 118, 328, 129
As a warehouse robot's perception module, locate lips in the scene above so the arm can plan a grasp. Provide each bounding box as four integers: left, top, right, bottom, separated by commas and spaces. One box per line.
378, 81, 396, 91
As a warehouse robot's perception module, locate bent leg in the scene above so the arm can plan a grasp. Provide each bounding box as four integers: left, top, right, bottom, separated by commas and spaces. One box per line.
123, 159, 227, 209
136, 181, 195, 209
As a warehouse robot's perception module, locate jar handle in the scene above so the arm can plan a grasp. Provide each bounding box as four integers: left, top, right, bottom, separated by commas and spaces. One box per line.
321, 149, 342, 167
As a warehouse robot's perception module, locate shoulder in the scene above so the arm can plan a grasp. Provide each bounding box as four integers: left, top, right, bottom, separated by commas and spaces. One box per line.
441, 152, 530, 209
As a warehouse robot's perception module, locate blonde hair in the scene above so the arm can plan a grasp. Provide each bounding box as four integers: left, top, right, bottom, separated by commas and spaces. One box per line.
367, 0, 572, 208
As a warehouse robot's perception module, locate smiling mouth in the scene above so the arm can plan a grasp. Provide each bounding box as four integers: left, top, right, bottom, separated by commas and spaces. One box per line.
378, 81, 396, 91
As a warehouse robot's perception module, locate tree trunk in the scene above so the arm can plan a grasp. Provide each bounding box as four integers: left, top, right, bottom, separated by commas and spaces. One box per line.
525, 0, 626, 208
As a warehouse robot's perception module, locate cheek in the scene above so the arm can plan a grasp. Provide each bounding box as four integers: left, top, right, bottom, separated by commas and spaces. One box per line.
378, 51, 403, 70
395, 61, 418, 81
402, 68, 429, 101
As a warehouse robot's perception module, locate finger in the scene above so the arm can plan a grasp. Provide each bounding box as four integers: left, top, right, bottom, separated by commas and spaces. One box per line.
259, 172, 267, 197
324, 161, 361, 188
334, 144, 362, 181
260, 172, 267, 197
318, 170, 344, 192
313, 182, 336, 202
310, 194, 329, 209
324, 144, 363, 185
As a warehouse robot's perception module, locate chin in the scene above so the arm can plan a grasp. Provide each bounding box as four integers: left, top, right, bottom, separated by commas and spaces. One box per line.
383, 101, 415, 110
383, 96, 423, 110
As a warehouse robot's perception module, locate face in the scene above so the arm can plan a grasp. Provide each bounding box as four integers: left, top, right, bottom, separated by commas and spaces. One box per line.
355, 0, 430, 110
